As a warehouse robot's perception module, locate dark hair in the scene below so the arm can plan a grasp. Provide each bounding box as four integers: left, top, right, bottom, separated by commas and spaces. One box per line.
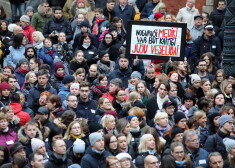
30, 57, 41, 67
158, 81, 170, 92
12, 155, 27, 168
104, 133, 116, 151
196, 59, 206, 66
80, 81, 90, 88
47, 95, 62, 108
53, 6, 62, 12
37, 69, 50, 78
160, 155, 176, 168
25, 46, 37, 59
0, 6, 6, 18
0, 20, 7, 31
197, 97, 210, 110
39, 64, 51, 72
107, 0, 116, 3
80, 33, 91, 45
12, 33, 24, 49
182, 92, 196, 105
94, 8, 103, 14
0, 145, 9, 164
60, 110, 76, 126
48, 127, 63, 143
29, 152, 43, 163
3, 65, 14, 74
66, 94, 77, 101
43, 37, 52, 44
10, 92, 20, 103
98, 74, 108, 83
213, 92, 226, 107
7, 74, 17, 82
202, 12, 210, 18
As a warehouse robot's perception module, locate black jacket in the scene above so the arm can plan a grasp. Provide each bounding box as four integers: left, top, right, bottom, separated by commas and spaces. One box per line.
47, 0, 67, 8
45, 153, 73, 168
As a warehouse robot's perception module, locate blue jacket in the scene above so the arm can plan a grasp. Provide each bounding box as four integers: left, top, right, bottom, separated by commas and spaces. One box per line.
185, 148, 209, 168
38, 46, 59, 74
14, 68, 27, 88
4, 46, 25, 68
108, 67, 132, 88
58, 84, 70, 102
80, 147, 111, 168
76, 97, 97, 122
27, 83, 57, 113
140, 2, 156, 19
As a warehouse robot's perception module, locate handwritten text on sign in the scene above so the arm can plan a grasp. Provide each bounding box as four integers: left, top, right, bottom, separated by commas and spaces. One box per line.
130, 25, 182, 57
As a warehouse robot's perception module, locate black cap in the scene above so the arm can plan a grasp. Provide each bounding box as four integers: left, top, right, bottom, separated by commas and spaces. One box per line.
194, 14, 203, 20
162, 100, 176, 109
37, 106, 49, 115
9, 142, 25, 156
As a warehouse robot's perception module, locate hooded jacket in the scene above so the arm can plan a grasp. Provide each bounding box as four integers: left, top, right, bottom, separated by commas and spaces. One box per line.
22, 25, 35, 44
31, 5, 53, 32
9, 102, 30, 126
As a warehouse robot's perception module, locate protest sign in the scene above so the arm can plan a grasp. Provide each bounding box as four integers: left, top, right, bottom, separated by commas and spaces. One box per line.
126, 21, 187, 60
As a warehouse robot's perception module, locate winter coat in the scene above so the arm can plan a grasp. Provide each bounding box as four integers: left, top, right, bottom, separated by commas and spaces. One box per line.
176, 5, 200, 28
50, 75, 63, 92
31, 5, 53, 32
204, 129, 235, 159
135, 151, 159, 168
80, 147, 112, 168
38, 46, 59, 73
22, 102, 34, 118
8, 115, 21, 133
62, 0, 74, 19
3, 46, 25, 68
130, 129, 142, 153
209, 8, 225, 30
53, 118, 67, 134
45, 152, 73, 168
22, 25, 35, 44
90, 84, 109, 101
191, 34, 221, 68
76, 97, 97, 122
9, 0, 24, 4
47, 0, 67, 8
18, 127, 43, 156
97, 41, 120, 62
108, 67, 132, 88
140, 2, 156, 19
113, 4, 135, 29
190, 25, 204, 41
73, 32, 99, 49
27, 83, 57, 113
9, 103, 30, 126
58, 84, 70, 102
69, 60, 89, 74
0, 128, 18, 148
97, 60, 115, 76
66, 146, 83, 165
185, 148, 209, 168
26, 0, 44, 12
14, 68, 28, 88
43, 16, 73, 44
75, 44, 98, 66
103, 7, 115, 22
0, 96, 10, 109
144, 76, 155, 93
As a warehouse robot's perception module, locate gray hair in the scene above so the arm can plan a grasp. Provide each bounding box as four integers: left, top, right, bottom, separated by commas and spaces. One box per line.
208, 152, 222, 162
183, 129, 198, 143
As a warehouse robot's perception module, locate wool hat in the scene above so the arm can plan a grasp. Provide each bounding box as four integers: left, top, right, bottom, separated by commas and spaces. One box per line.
80, 21, 90, 28
132, 100, 146, 109
89, 122, 103, 133
174, 112, 186, 124
223, 138, 235, 152
109, 26, 117, 33
154, 12, 163, 21
71, 83, 80, 90
8, 24, 17, 32
194, 14, 203, 20
126, 115, 137, 121
110, 78, 123, 88
62, 75, 75, 85
219, 115, 234, 128
54, 62, 64, 72
25, 6, 34, 13
152, 60, 165, 64
20, 15, 30, 23
163, 100, 176, 109
131, 71, 141, 80
73, 139, 85, 153
37, 106, 49, 115
104, 110, 118, 118
190, 74, 201, 84
99, 51, 109, 59
89, 132, 103, 146
116, 153, 132, 160
0, 82, 11, 92
9, 142, 25, 156
19, 58, 29, 66
171, 126, 184, 139
31, 138, 45, 152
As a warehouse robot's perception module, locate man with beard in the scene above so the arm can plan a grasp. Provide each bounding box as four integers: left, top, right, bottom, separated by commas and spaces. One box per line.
24, 45, 37, 59
195, 59, 214, 83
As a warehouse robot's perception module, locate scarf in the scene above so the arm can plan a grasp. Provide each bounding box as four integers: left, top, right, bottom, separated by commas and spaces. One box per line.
155, 67, 162, 75
92, 148, 105, 154
18, 67, 29, 74
157, 93, 169, 110
176, 160, 187, 167
54, 71, 65, 80
130, 126, 140, 133
47, 47, 54, 56
155, 124, 170, 136
92, 17, 105, 35
70, 134, 82, 139
147, 149, 156, 155
82, 43, 90, 49
128, 83, 136, 92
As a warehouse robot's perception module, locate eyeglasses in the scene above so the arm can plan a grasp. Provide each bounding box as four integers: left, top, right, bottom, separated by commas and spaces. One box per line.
173, 151, 184, 155
29, 62, 35, 64
105, 37, 112, 39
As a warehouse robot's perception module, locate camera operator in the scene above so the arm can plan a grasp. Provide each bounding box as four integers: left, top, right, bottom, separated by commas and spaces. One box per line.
43, 6, 73, 44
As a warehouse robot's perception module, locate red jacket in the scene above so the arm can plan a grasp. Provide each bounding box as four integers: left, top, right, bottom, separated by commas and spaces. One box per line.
10, 102, 30, 126
22, 25, 35, 44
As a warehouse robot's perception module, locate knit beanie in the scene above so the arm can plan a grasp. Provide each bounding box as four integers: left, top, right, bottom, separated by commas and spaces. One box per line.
131, 71, 141, 80
126, 115, 137, 121
73, 139, 85, 153
174, 112, 186, 124
20, 15, 30, 23
89, 132, 103, 146
99, 51, 108, 59
62, 75, 75, 85
54, 62, 64, 72
0, 82, 11, 92
219, 115, 234, 128
31, 138, 45, 152
68, 164, 81, 168
19, 58, 29, 66
89, 122, 103, 133
25, 6, 34, 13
110, 78, 123, 88
70, 83, 80, 90
154, 12, 163, 21
116, 153, 132, 160
8, 24, 17, 33
104, 110, 118, 118
80, 21, 90, 28
223, 138, 235, 152
171, 126, 184, 139
152, 60, 165, 64
190, 74, 201, 84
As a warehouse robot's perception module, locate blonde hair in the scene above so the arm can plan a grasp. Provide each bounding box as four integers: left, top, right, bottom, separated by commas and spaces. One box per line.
154, 112, 168, 122
138, 134, 155, 153
153, 1, 165, 13
220, 79, 232, 96
193, 111, 205, 121
159, 13, 177, 22
101, 115, 115, 128
124, 91, 141, 109
32, 31, 45, 42
64, 120, 85, 139
25, 71, 36, 82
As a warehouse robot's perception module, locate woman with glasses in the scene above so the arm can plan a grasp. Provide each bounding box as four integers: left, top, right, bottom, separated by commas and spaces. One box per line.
212, 69, 226, 91
170, 142, 191, 168
112, 89, 127, 115
96, 97, 116, 122
106, 156, 121, 168
104, 133, 118, 155
116, 153, 136, 168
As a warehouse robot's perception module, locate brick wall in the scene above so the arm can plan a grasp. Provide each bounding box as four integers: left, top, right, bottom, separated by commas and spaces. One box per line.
164, 0, 207, 16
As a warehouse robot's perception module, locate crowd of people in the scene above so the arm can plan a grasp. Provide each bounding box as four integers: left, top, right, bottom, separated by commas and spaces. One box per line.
0, 0, 234, 168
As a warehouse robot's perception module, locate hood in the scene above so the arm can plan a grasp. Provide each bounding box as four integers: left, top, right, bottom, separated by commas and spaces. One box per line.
38, 5, 53, 17
18, 127, 43, 145
54, 118, 67, 129
10, 103, 23, 114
